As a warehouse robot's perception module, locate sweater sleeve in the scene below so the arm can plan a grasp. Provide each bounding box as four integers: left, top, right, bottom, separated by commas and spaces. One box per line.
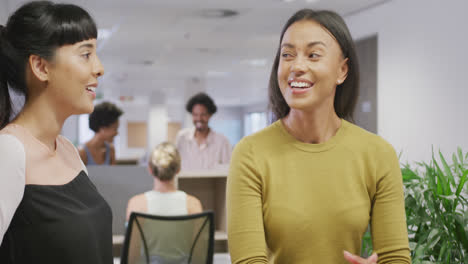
371, 145, 411, 263
0, 134, 26, 243
227, 138, 268, 264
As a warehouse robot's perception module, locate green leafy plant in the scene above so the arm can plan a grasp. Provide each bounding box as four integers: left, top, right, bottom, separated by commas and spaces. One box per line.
362, 148, 468, 263
403, 148, 468, 263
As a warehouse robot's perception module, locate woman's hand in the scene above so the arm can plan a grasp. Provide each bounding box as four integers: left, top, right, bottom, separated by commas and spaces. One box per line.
344, 251, 378, 264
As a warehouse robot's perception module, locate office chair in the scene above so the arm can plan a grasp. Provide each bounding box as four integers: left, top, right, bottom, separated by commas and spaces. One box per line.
121, 211, 214, 264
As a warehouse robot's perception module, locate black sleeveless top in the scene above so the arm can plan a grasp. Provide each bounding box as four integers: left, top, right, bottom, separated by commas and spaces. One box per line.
0, 170, 113, 263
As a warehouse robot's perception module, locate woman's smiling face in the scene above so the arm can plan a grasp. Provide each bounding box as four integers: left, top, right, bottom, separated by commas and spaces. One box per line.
277, 19, 348, 113
46, 38, 104, 115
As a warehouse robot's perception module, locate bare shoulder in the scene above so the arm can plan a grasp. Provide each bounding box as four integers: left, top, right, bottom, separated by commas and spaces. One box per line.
109, 143, 116, 164
128, 193, 146, 208
126, 193, 147, 220
186, 194, 203, 214
78, 146, 86, 155
108, 143, 116, 150
107, 143, 116, 155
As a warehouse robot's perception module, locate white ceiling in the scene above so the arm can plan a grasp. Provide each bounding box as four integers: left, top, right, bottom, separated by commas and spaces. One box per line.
1, 0, 390, 107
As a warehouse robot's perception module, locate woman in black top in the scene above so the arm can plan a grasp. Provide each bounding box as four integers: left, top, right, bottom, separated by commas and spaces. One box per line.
0, 1, 112, 263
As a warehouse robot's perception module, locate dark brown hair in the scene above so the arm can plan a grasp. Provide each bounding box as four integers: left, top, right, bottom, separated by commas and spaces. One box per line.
268, 9, 359, 122
89, 101, 123, 132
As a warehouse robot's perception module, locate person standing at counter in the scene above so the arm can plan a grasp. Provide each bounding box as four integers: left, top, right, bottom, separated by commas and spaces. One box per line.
176, 92, 232, 171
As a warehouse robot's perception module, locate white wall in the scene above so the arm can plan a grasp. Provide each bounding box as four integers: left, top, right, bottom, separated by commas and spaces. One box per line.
243, 101, 268, 116
148, 105, 168, 154
346, 0, 468, 163
62, 115, 79, 146
117, 102, 150, 159
210, 106, 244, 146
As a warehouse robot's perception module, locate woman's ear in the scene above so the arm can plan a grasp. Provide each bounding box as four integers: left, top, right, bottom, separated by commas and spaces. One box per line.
336, 57, 349, 85
29, 54, 50, 82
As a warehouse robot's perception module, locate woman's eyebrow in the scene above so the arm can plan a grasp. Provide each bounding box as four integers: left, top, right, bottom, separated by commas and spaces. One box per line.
281, 41, 327, 49
78, 43, 94, 49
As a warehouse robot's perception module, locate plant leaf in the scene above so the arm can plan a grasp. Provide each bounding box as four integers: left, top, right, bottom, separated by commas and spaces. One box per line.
437, 194, 457, 201
439, 151, 456, 188
458, 147, 464, 163
433, 158, 450, 195
455, 215, 468, 253
425, 164, 437, 193
455, 170, 468, 197
402, 166, 420, 182
454, 170, 468, 209
427, 229, 441, 249
437, 242, 447, 262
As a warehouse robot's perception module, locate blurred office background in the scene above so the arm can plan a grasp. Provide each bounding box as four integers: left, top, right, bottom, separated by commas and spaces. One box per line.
1, 0, 467, 167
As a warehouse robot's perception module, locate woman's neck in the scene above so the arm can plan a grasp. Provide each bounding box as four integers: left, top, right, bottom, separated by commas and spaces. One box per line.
282, 105, 341, 144
88, 133, 108, 148
13, 96, 67, 151
153, 178, 177, 193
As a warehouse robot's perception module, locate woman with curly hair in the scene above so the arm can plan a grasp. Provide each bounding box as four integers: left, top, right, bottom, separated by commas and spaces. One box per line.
79, 101, 123, 165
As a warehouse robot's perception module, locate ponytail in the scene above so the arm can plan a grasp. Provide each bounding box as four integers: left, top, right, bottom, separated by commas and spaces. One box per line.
0, 25, 12, 129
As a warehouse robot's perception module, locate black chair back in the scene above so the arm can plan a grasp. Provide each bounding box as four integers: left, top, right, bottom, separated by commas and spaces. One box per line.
121, 211, 214, 264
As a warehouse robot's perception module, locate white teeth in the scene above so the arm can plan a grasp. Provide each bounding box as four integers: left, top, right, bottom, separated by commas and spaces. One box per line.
87, 87, 96, 92
290, 81, 311, 88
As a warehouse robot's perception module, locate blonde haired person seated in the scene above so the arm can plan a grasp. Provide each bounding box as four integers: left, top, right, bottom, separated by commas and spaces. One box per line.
126, 142, 202, 221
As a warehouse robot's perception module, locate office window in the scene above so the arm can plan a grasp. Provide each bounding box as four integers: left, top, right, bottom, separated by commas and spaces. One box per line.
244, 112, 267, 136
211, 119, 242, 146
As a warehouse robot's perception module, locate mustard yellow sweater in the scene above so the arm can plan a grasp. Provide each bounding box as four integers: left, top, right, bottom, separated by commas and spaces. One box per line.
227, 120, 411, 264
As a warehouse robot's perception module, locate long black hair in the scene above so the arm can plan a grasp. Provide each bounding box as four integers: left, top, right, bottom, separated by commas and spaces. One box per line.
0, 1, 98, 129
268, 9, 360, 122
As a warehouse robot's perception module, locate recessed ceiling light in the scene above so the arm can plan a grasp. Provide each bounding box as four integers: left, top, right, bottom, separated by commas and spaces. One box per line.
97, 28, 112, 40
97, 24, 120, 40
206, 71, 230, 77
282, 0, 320, 3
199, 9, 238, 19
126, 59, 154, 66
240, 59, 268, 67
97, 24, 120, 52
196, 47, 221, 54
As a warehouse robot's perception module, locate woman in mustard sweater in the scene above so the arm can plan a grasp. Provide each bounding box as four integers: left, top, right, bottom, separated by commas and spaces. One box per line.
227, 9, 411, 264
